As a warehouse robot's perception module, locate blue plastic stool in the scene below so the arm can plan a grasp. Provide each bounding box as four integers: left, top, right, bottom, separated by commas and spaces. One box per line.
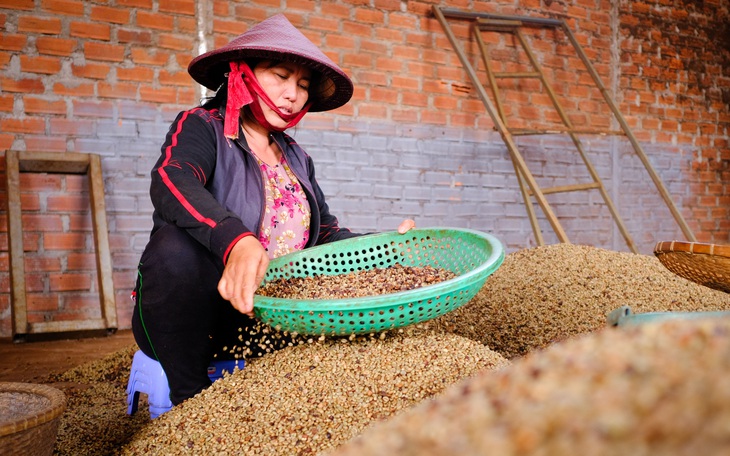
126, 350, 245, 418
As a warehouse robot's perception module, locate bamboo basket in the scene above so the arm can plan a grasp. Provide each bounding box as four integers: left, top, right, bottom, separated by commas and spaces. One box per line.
654, 241, 730, 294
0, 382, 66, 456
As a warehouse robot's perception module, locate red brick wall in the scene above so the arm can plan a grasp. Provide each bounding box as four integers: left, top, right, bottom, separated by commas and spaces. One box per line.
0, 0, 727, 337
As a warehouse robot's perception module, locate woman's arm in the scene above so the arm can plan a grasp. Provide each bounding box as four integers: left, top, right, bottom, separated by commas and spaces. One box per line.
151, 109, 253, 265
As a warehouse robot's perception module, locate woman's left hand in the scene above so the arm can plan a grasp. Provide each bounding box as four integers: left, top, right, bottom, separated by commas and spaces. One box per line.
397, 219, 416, 234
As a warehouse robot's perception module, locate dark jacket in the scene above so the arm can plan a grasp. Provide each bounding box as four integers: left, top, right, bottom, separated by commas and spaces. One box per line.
149, 106, 358, 266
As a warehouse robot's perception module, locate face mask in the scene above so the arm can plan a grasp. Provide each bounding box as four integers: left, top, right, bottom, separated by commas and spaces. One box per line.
224, 61, 311, 139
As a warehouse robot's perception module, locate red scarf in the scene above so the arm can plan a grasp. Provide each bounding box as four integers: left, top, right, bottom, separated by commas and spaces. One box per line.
224, 61, 311, 139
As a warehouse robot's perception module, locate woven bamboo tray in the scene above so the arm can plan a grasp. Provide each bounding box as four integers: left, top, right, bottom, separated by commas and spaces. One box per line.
0, 382, 66, 456
654, 241, 730, 294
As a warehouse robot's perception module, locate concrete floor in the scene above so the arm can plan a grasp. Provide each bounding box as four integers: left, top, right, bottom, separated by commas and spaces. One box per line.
0, 329, 135, 383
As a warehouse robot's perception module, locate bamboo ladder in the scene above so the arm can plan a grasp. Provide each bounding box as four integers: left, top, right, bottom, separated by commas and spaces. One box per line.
432, 6, 696, 253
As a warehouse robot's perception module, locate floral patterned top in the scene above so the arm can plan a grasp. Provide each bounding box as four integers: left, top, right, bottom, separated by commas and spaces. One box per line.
256, 154, 311, 259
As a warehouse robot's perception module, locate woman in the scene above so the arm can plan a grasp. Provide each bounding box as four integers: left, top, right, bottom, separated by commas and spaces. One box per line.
131, 14, 414, 405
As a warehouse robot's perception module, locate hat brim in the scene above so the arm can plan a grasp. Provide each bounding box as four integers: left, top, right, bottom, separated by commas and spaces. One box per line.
188, 47, 353, 113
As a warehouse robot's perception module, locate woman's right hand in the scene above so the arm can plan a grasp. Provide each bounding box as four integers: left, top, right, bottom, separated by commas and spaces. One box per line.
217, 235, 269, 317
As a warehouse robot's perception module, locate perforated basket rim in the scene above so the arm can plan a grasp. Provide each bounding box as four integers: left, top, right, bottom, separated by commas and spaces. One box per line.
253, 227, 504, 312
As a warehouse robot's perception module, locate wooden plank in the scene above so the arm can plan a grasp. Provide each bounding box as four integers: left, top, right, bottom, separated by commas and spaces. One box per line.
509, 128, 624, 136
527, 182, 601, 195
88, 153, 118, 329
28, 319, 107, 334
5, 151, 29, 337
17, 151, 90, 174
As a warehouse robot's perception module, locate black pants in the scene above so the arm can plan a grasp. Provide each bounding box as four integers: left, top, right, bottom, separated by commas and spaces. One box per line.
131, 224, 256, 405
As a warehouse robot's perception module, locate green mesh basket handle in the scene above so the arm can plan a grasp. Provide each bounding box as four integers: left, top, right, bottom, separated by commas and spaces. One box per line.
254, 227, 505, 336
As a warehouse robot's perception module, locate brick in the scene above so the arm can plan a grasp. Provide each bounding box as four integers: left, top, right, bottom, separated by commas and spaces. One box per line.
20, 55, 62, 75
44, 232, 87, 251
159, 70, 191, 87
24, 96, 66, 115
357, 103, 387, 118
212, 1, 231, 16
159, 33, 194, 51
356, 71, 388, 86
130, 48, 169, 66
370, 87, 398, 103
0, 33, 27, 52
375, 27, 404, 43
41, 0, 85, 16
20, 209, 64, 229
49, 273, 92, 291
47, 193, 89, 213
27, 295, 59, 312
84, 42, 125, 62
68, 213, 92, 231
67, 252, 96, 270
389, 12, 418, 29
22, 233, 42, 252
287, 0, 315, 11
139, 85, 177, 103
98, 82, 138, 99
24, 135, 67, 152
35, 36, 77, 56
0, 0, 34, 9
0, 117, 45, 134
72, 100, 115, 118
326, 34, 356, 50
53, 81, 96, 97
70, 21, 111, 40
360, 39, 388, 55
49, 118, 96, 135
17, 16, 62, 34
71, 63, 111, 80
375, 57, 402, 72
65, 174, 87, 192
174, 53, 192, 69
354, 8, 385, 24
118, 28, 154, 45
0, 133, 14, 150
178, 17, 196, 33
212, 18, 248, 36
159, 0, 195, 15
0, 94, 13, 112
342, 21, 372, 37
433, 96, 458, 110
392, 109, 418, 123
309, 16, 340, 33
117, 66, 154, 83
320, 2, 349, 17
117, 0, 152, 7
90, 5, 130, 24
24, 256, 62, 273
136, 11, 174, 31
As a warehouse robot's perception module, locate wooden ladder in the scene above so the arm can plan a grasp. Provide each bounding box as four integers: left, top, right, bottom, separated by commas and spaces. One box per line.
433, 6, 696, 252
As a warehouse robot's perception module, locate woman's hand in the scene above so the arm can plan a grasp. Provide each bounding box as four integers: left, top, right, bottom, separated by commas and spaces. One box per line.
217, 236, 268, 317
397, 219, 416, 234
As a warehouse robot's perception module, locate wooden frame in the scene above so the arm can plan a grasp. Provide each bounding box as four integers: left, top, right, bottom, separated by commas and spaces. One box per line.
6, 151, 117, 340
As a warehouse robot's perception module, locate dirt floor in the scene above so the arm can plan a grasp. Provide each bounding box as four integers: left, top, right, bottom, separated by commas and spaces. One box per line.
0, 329, 135, 383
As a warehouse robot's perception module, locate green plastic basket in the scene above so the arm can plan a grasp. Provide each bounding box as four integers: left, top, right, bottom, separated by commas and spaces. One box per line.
253, 227, 504, 336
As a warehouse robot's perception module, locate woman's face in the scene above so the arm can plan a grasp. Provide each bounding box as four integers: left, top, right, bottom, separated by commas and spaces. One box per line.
253, 61, 311, 129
